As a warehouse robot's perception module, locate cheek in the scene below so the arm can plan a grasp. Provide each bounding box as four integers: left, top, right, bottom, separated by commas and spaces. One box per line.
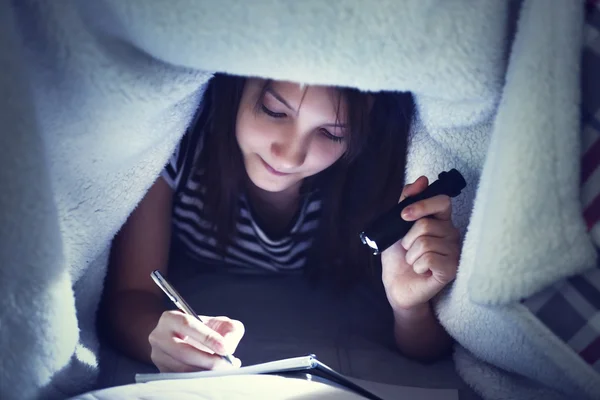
306, 138, 346, 170
237, 114, 271, 150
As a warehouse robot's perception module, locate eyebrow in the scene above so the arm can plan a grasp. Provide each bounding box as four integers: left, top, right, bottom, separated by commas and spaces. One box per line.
265, 87, 347, 128
265, 88, 295, 112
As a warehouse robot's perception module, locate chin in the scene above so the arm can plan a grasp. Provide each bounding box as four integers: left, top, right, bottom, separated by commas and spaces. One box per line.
247, 171, 295, 193
252, 178, 293, 193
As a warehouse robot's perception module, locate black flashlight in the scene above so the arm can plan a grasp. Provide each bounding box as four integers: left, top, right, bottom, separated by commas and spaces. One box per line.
359, 169, 467, 255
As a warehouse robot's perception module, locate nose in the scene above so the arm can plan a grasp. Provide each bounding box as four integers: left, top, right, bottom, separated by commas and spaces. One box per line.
270, 130, 310, 170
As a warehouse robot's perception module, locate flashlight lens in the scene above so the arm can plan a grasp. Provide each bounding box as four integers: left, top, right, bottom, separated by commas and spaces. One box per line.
359, 232, 379, 255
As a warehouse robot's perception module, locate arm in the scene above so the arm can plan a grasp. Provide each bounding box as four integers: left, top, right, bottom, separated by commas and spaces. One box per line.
102, 176, 174, 363
392, 302, 453, 362
381, 176, 459, 362
102, 176, 245, 371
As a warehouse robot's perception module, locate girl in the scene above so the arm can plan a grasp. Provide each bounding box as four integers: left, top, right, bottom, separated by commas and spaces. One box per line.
103, 74, 460, 372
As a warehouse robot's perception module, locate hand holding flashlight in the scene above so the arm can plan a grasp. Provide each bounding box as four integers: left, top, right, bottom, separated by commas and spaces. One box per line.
379, 175, 462, 310
359, 169, 466, 255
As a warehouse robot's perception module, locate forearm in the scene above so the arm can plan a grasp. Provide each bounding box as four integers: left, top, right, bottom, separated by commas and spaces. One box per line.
104, 290, 166, 364
392, 301, 453, 362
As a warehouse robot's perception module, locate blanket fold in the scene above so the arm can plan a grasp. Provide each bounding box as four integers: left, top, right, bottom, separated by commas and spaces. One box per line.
465, 0, 597, 306
1, 1, 597, 399
0, 2, 77, 398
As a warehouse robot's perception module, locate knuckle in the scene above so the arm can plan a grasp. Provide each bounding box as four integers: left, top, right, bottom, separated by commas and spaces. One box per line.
422, 252, 437, 267
417, 218, 433, 233
204, 331, 224, 351
148, 331, 159, 347
415, 236, 431, 252
176, 313, 193, 329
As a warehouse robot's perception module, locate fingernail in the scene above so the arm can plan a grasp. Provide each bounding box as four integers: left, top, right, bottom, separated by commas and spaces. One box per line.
401, 207, 412, 219
233, 357, 242, 368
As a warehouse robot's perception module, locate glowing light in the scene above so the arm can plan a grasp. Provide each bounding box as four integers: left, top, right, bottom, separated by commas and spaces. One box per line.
359, 232, 379, 255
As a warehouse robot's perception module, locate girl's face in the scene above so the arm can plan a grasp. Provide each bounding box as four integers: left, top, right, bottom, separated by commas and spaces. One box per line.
236, 79, 348, 194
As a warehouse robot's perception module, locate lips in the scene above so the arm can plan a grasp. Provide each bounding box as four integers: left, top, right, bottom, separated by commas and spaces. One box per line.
260, 157, 289, 176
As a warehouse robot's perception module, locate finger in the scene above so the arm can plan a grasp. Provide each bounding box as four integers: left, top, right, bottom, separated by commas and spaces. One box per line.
401, 195, 452, 221
405, 236, 454, 266
401, 218, 459, 250
166, 312, 228, 355
151, 346, 198, 373
229, 356, 243, 368
205, 317, 245, 354
177, 333, 216, 355
185, 349, 240, 371
399, 176, 429, 202
172, 337, 242, 369
165, 336, 237, 370
412, 252, 446, 275
413, 252, 458, 284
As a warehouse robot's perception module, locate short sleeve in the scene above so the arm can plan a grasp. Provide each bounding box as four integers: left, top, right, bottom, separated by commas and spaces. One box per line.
160, 143, 182, 189
161, 91, 210, 191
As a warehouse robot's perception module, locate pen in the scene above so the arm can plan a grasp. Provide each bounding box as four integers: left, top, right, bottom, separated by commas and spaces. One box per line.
150, 270, 235, 365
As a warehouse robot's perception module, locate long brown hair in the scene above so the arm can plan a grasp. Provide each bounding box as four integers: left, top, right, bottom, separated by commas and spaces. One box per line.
194, 73, 413, 285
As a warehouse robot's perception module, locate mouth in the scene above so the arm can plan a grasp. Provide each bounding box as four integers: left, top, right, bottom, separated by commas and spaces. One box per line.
260, 157, 289, 177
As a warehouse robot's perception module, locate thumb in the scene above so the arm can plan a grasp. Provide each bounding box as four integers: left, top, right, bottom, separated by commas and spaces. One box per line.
205, 317, 245, 354
399, 176, 429, 202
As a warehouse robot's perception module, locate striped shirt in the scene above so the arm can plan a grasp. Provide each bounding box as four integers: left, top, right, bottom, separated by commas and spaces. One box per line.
161, 112, 322, 273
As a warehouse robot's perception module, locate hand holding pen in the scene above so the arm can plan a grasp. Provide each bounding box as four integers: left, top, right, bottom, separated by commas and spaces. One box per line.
149, 270, 244, 372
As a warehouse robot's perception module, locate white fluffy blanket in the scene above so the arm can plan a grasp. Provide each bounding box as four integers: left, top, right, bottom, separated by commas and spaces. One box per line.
0, 0, 596, 399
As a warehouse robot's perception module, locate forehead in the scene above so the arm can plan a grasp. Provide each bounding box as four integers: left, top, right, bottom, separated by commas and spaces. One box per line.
265, 80, 345, 116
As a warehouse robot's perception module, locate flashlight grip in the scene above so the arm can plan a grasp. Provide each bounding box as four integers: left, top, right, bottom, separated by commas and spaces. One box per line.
359, 169, 466, 255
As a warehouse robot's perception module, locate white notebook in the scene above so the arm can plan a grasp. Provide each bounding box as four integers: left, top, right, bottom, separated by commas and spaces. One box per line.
135, 354, 459, 400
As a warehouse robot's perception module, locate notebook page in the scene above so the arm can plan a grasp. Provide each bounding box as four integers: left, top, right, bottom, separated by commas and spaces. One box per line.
135, 355, 316, 383
135, 356, 459, 400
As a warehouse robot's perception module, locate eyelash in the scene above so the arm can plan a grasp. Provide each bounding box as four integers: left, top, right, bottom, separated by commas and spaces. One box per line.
320, 129, 344, 143
261, 104, 287, 118
260, 104, 344, 144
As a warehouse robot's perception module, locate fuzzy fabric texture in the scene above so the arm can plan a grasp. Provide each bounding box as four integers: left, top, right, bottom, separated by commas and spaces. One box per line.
463, 0, 596, 306
0, 0, 596, 399
437, 2, 600, 399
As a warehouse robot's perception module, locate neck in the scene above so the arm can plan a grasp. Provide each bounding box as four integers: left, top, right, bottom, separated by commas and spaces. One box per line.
245, 179, 303, 237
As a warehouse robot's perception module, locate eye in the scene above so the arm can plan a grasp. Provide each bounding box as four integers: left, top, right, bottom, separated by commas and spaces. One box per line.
319, 128, 344, 143
261, 104, 287, 118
